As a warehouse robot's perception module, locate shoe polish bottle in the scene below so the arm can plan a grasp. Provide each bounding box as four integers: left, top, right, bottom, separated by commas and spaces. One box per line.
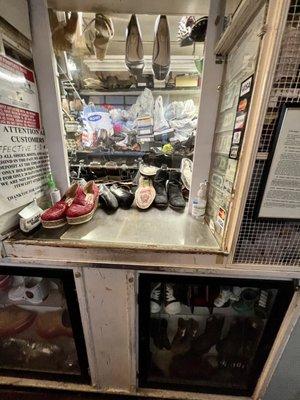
47, 173, 61, 205
192, 181, 207, 222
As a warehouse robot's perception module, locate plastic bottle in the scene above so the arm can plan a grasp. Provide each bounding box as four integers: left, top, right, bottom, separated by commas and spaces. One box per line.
47, 173, 61, 205
192, 181, 207, 222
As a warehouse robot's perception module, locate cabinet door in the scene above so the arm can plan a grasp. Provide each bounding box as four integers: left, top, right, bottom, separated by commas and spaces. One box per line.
0, 266, 89, 383
138, 274, 294, 396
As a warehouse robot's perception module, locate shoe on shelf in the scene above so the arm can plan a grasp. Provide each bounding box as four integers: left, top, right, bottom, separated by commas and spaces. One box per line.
0, 306, 36, 337
94, 13, 114, 60
180, 158, 193, 191
66, 181, 99, 225
41, 183, 79, 229
99, 184, 118, 212
214, 286, 241, 307
0, 275, 13, 292
167, 171, 186, 211
110, 184, 134, 209
255, 289, 272, 318
150, 283, 162, 313
191, 315, 224, 356
139, 163, 158, 177
152, 15, 171, 80
165, 284, 181, 314
150, 318, 171, 350
171, 318, 199, 355
36, 309, 73, 339
135, 177, 156, 210
8, 277, 49, 304
153, 169, 168, 209
125, 14, 144, 76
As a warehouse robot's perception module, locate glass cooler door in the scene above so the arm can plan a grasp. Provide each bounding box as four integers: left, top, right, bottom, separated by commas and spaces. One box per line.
0, 267, 89, 382
138, 274, 294, 396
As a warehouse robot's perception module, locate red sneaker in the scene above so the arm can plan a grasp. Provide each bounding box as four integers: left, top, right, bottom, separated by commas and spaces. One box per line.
41, 183, 79, 229
66, 181, 99, 225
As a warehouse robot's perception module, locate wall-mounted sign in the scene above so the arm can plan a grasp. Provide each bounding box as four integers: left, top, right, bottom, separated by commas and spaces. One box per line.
229, 75, 254, 160
0, 55, 50, 216
257, 103, 300, 219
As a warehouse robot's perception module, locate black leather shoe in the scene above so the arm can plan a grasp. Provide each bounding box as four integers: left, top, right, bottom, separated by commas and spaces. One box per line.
153, 169, 168, 209
99, 184, 118, 212
125, 14, 144, 76
167, 171, 186, 210
152, 15, 170, 80
110, 184, 134, 209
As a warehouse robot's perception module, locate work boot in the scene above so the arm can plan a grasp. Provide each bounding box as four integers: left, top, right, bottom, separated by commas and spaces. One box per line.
167, 171, 186, 210
153, 169, 168, 209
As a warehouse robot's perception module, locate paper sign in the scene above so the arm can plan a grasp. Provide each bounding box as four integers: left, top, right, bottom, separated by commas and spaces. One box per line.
0, 55, 50, 216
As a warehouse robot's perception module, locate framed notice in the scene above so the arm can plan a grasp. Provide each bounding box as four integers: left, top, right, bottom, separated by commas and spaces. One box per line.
257, 103, 300, 220
0, 55, 50, 216
229, 75, 254, 160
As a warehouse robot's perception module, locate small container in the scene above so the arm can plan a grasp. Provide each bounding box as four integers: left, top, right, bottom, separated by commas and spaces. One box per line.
192, 182, 207, 222
48, 174, 61, 205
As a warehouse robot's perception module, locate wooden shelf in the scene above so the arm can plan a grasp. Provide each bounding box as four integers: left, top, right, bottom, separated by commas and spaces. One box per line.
80, 88, 200, 96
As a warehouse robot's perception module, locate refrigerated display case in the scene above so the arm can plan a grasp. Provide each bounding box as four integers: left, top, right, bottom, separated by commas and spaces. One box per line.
138, 274, 295, 396
0, 267, 89, 383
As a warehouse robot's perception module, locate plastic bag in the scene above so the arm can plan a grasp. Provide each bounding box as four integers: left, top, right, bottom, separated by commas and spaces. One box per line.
165, 99, 197, 120
153, 96, 169, 132
128, 88, 154, 120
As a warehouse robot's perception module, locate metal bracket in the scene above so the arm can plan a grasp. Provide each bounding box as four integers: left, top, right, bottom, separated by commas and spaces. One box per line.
258, 24, 268, 37
215, 54, 225, 64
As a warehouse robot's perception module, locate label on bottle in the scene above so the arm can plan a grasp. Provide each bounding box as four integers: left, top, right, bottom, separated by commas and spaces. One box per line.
50, 189, 61, 205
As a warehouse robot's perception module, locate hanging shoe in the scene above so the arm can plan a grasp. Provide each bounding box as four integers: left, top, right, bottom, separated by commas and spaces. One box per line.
153, 169, 168, 209
66, 181, 99, 225
94, 13, 114, 60
152, 15, 171, 80
165, 284, 181, 314
167, 171, 186, 211
125, 14, 144, 76
135, 177, 156, 210
190, 17, 208, 43
51, 11, 78, 53
41, 183, 79, 229
150, 283, 162, 313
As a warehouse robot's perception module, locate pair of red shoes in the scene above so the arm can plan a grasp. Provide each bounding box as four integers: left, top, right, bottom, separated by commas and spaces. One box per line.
41, 181, 99, 229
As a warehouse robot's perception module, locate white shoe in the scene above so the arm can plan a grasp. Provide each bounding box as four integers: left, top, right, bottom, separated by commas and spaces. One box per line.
214, 288, 232, 307
214, 287, 241, 307
8, 277, 49, 304
150, 283, 162, 313
165, 284, 181, 314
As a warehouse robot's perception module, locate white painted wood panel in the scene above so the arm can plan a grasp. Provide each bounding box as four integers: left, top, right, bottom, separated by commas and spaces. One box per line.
81, 267, 134, 390
0, 0, 31, 39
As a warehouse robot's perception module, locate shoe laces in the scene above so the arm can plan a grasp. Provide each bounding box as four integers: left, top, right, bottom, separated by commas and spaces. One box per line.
165, 284, 176, 302
151, 283, 161, 301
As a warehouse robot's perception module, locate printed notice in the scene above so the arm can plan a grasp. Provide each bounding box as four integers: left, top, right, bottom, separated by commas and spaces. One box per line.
0, 55, 50, 215
259, 106, 300, 219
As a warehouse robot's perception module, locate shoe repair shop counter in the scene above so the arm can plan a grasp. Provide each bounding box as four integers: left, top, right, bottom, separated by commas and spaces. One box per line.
2, 207, 225, 271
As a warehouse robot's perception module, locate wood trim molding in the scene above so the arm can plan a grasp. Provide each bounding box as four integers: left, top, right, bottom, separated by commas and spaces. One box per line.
253, 290, 300, 399
224, 0, 290, 258
215, 0, 266, 55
